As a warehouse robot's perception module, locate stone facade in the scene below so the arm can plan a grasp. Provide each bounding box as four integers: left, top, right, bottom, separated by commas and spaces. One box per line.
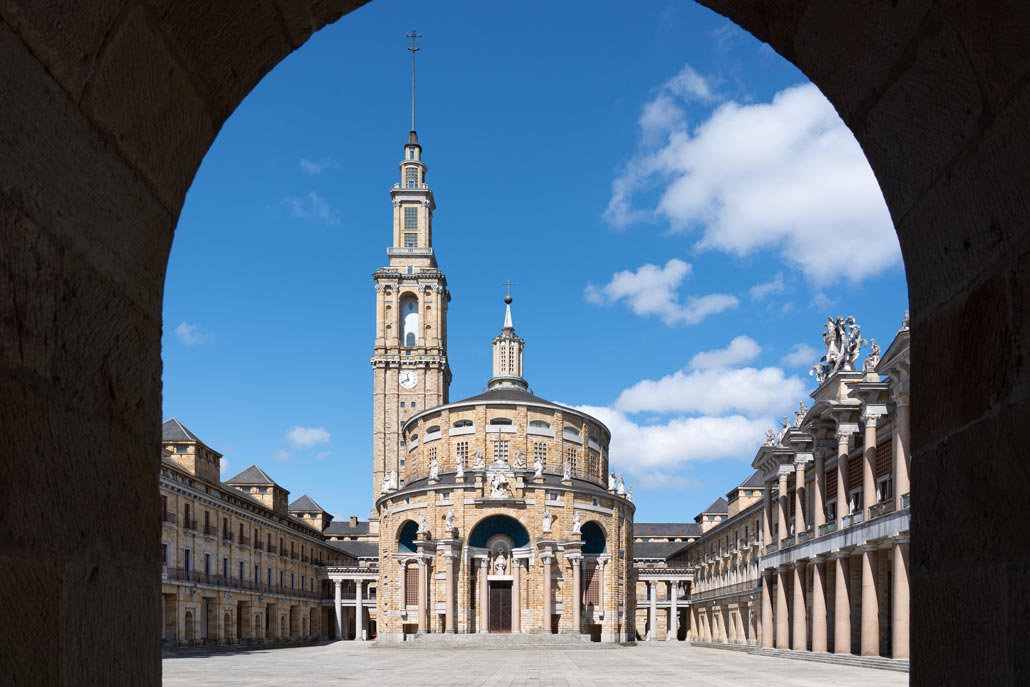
159, 419, 352, 647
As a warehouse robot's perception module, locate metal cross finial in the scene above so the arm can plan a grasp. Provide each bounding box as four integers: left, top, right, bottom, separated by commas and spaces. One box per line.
502, 280, 516, 304
406, 28, 423, 131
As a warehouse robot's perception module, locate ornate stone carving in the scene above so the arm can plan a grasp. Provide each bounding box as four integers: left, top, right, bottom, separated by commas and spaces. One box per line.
764, 429, 776, 447
533, 454, 543, 478
562, 460, 572, 481
542, 509, 553, 533
810, 315, 867, 381
416, 513, 428, 533
572, 512, 582, 534
627, 486, 633, 502
609, 471, 617, 491
428, 456, 439, 481
863, 338, 881, 372
512, 450, 526, 469
794, 401, 808, 428
381, 470, 398, 494
617, 474, 625, 496
455, 455, 464, 479
489, 471, 509, 497
445, 509, 455, 530
471, 450, 485, 470
777, 416, 790, 446
493, 553, 507, 575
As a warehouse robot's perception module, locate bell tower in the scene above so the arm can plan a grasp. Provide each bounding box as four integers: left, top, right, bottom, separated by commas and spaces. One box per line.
371, 30, 451, 513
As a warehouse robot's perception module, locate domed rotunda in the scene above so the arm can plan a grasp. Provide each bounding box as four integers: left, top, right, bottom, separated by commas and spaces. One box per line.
375, 297, 635, 642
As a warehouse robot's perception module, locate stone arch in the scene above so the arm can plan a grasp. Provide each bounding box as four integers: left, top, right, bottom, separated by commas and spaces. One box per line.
580, 520, 607, 554
1, 2, 1029, 683
468, 514, 531, 549
399, 293, 418, 348
183, 611, 194, 643
396, 519, 419, 553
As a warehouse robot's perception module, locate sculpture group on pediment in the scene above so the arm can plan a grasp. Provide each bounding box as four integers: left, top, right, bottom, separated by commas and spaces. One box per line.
810, 315, 867, 382
489, 471, 509, 497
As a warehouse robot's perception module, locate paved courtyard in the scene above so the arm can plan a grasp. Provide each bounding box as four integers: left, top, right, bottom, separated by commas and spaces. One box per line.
163, 642, 908, 686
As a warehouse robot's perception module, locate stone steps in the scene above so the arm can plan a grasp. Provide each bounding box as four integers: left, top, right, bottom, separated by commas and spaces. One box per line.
750, 646, 909, 672
379, 633, 620, 649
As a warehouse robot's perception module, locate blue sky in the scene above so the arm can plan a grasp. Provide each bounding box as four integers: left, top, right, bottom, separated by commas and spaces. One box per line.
163, 0, 908, 523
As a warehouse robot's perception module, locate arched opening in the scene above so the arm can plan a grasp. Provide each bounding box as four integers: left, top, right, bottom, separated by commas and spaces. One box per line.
183, 611, 195, 644
1, 0, 1028, 681
468, 514, 531, 549
580, 521, 607, 554
397, 520, 419, 553
400, 295, 418, 348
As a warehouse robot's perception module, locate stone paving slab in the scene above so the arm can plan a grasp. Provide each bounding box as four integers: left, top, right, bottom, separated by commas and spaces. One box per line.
163, 642, 909, 686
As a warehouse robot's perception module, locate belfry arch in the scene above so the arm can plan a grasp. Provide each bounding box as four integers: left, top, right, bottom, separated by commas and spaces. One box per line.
2, 1, 1029, 684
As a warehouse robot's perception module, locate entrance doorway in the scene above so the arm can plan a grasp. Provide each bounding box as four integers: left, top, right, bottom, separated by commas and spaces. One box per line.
489, 581, 512, 633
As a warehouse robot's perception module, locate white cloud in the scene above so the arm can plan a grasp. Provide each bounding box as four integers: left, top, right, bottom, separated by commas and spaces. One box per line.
749, 273, 785, 300
174, 321, 213, 346
285, 425, 331, 449
575, 404, 772, 477
220, 458, 230, 476
688, 335, 761, 370
284, 191, 340, 225
606, 75, 899, 285
300, 157, 338, 175
614, 364, 805, 416
585, 258, 738, 326
314, 450, 332, 461
274, 448, 291, 462
782, 343, 818, 368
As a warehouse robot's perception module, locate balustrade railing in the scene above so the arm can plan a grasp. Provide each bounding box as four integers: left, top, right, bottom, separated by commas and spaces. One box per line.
183, 519, 198, 532
869, 500, 897, 519
161, 512, 177, 525
238, 535, 250, 547
797, 528, 814, 544
765, 542, 778, 554
841, 512, 865, 529
203, 524, 217, 537
222, 531, 234, 543
163, 567, 327, 600
817, 522, 837, 537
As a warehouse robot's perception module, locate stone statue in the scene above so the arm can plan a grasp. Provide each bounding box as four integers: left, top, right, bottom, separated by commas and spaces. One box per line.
542, 509, 553, 533
608, 471, 617, 491
810, 315, 866, 381
471, 450, 485, 470
794, 401, 808, 428
416, 513, 427, 534
489, 471, 508, 497
563, 459, 572, 481
901, 310, 910, 331
493, 553, 507, 576
777, 416, 790, 446
387, 470, 398, 491
380, 473, 390, 494
428, 456, 439, 481
455, 455, 464, 479
617, 474, 625, 496
445, 508, 455, 530
764, 429, 776, 447
512, 450, 526, 469
627, 486, 633, 501
572, 512, 582, 534
863, 338, 881, 372
533, 454, 543, 478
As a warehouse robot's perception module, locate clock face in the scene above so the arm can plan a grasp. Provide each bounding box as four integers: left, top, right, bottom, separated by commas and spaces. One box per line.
399, 371, 418, 389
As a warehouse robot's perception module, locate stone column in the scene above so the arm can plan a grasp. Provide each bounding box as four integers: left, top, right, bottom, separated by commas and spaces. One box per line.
833, 552, 851, 654
860, 545, 879, 656
775, 567, 790, 649
571, 557, 582, 634
836, 430, 850, 523
863, 415, 881, 518
540, 553, 552, 634
688, 603, 697, 640
648, 580, 657, 641
795, 460, 807, 537
417, 558, 428, 634
892, 535, 910, 658
792, 560, 807, 651
333, 580, 342, 640
811, 558, 828, 652
735, 607, 747, 644
478, 558, 488, 633
354, 580, 364, 641
444, 553, 456, 633
894, 392, 911, 509
668, 581, 679, 641
724, 606, 735, 644
761, 571, 774, 648
597, 559, 607, 622
813, 449, 826, 530
511, 558, 521, 634
762, 485, 773, 548
778, 470, 790, 543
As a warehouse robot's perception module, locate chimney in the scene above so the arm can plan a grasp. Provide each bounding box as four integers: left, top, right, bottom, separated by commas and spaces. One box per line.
349, 515, 358, 527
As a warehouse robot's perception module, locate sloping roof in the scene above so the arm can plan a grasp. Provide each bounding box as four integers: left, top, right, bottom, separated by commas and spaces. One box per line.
701, 496, 729, 514
162, 418, 200, 442
633, 541, 691, 561
634, 522, 702, 537
325, 520, 371, 536
225, 464, 278, 486
288, 494, 324, 512
454, 387, 569, 410
328, 541, 379, 559
738, 469, 765, 489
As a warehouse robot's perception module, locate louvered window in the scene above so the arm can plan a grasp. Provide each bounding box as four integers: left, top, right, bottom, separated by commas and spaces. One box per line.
876, 441, 893, 478
584, 565, 600, 605
405, 566, 419, 606
825, 467, 838, 499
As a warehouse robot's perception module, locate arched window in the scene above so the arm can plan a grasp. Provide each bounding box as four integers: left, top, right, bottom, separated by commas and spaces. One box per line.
400, 296, 418, 348
489, 417, 512, 425
453, 419, 473, 428
529, 420, 550, 429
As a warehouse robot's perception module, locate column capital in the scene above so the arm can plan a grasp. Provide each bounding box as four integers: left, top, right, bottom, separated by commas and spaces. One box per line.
835, 429, 852, 443
862, 412, 885, 428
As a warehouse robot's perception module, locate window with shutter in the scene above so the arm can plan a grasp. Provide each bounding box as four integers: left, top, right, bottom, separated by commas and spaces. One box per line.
405, 566, 419, 606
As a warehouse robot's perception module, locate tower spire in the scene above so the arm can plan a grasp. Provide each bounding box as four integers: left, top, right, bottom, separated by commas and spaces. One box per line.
406, 27, 422, 132
489, 288, 527, 391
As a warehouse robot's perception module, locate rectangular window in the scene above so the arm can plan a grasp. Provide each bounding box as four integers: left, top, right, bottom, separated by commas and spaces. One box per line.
405, 167, 418, 189
429, 446, 437, 461
566, 446, 578, 474
268, 568, 272, 586
404, 232, 417, 248
239, 561, 245, 582
456, 441, 469, 464
204, 553, 211, 576
876, 441, 893, 478
876, 475, 893, 502
254, 564, 259, 583
584, 565, 600, 605
162, 543, 167, 567
175, 444, 188, 454
184, 549, 192, 571
405, 566, 419, 606
404, 206, 418, 229
161, 495, 168, 519
533, 442, 547, 469
547, 490, 560, 501
825, 467, 838, 500
493, 440, 509, 462
291, 573, 295, 590
222, 557, 229, 579
411, 402, 416, 408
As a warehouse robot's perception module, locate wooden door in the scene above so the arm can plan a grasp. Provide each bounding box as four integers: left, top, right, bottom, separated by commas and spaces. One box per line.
489, 582, 512, 633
